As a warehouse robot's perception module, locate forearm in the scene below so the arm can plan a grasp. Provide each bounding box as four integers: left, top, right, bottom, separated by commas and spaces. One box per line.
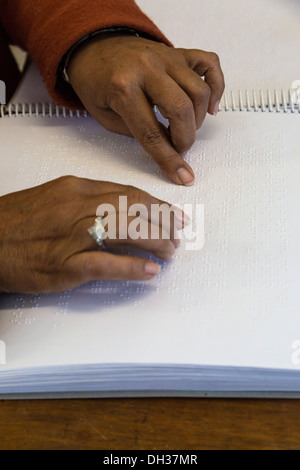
0, 0, 171, 107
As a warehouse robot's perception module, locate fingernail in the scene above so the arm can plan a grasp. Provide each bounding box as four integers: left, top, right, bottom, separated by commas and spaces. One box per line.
177, 168, 195, 186
173, 207, 191, 228
174, 238, 181, 247
145, 262, 161, 276
174, 214, 185, 229
183, 213, 191, 226
213, 100, 220, 116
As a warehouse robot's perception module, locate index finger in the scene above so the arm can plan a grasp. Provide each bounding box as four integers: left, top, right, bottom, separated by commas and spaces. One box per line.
109, 87, 195, 186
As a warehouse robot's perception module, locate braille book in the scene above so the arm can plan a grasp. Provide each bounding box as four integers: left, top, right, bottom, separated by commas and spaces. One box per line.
0, 0, 299, 397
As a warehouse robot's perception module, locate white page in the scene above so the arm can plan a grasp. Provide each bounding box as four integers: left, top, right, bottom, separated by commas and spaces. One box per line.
0, 110, 299, 373
137, 0, 300, 93
2, 0, 300, 381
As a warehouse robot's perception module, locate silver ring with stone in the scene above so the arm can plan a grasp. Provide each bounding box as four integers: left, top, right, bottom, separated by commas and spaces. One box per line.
87, 217, 107, 249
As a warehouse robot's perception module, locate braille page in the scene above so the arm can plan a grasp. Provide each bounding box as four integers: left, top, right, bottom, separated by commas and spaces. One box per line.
137, 0, 300, 93
0, 110, 299, 373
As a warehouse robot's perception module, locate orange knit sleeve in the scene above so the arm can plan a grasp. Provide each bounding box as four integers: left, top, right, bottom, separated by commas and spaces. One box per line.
0, 0, 172, 107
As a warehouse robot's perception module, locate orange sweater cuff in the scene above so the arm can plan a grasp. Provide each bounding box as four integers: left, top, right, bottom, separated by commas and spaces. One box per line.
0, 0, 172, 108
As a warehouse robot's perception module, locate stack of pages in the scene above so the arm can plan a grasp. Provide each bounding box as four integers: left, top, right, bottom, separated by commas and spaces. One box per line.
0, 0, 299, 397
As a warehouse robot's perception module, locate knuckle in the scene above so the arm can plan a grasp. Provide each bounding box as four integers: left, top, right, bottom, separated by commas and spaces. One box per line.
127, 187, 146, 205
127, 258, 138, 276
107, 73, 134, 105
208, 51, 220, 66
160, 152, 181, 169
173, 98, 193, 120
179, 138, 195, 154
156, 240, 175, 261
129, 258, 147, 279
56, 175, 82, 191
198, 83, 211, 103
165, 241, 176, 259
164, 152, 181, 164
141, 126, 164, 147
57, 175, 77, 185
138, 49, 154, 66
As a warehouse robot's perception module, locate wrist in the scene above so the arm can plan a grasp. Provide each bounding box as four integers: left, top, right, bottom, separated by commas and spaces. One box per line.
58, 27, 154, 85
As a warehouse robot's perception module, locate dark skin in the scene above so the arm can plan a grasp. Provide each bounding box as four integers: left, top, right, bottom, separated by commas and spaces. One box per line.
0, 36, 224, 293
68, 34, 225, 186
0, 177, 182, 294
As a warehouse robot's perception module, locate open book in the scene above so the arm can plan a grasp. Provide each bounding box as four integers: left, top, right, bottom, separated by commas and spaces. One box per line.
0, 0, 299, 397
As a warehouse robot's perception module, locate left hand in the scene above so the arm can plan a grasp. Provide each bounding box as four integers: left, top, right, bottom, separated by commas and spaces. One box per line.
67, 34, 225, 186
0, 176, 181, 294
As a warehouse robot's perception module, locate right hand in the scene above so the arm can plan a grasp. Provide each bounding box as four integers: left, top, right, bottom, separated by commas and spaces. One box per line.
68, 35, 225, 186
0, 176, 183, 294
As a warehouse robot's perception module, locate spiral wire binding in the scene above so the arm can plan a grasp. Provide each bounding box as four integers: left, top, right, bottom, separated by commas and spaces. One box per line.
220, 89, 299, 113
0, 102, 89, 118
1, 90, 299, 118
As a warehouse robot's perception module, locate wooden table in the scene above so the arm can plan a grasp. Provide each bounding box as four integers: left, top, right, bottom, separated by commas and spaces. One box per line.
1, 397, 300, 449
